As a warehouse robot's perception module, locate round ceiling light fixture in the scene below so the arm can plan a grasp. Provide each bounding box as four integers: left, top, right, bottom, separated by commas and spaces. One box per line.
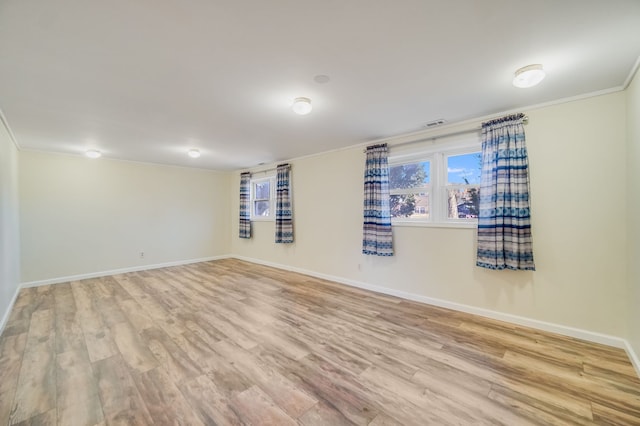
513, 64, 546, 88
187, 149, 201, 158
292, 97, 312, 115
85, 149, 102, 159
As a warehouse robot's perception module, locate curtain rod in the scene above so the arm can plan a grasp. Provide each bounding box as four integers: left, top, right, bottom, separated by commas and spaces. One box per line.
245, 163, 290, 175
363, 115, 529, 153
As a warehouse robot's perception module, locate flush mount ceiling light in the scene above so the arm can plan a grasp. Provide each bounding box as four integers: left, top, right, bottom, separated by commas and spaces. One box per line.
292, 97, 312, 115
187, 149, 201, 158
513, 64, 546, 88
85, 149, 102, 159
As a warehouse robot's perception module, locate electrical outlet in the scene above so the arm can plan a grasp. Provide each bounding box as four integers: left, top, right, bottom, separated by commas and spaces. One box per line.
140, 251, 145, 258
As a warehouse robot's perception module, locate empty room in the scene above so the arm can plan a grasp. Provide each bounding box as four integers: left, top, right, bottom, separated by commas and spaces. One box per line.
1, 1, 640, 425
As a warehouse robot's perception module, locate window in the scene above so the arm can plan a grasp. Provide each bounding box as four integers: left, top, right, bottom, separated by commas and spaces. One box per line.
389, 161, 431, 220
250, 176, 275, 220
446, 152, 481, 220
389, 140, 481, 227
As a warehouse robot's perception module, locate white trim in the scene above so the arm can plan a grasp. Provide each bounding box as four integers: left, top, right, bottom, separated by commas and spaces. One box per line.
389, 145, 481, 227
0, 284, 22, 336
364, 87, 625, 150
8, 252, 639, 378
392, 220, 476, 229
20, 255, 230, 288
230, 255, 629, 350
0, 108, 21, 150
623, 55, 640, 90
0, 109, 21, 335
250, 175, 276, 221
241, 85, 627, 176
18, 148, 230, 174
625, 340, 640, 379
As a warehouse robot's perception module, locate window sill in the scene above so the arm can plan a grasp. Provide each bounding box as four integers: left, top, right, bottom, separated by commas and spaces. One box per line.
392, 220, 477, 229
251, 217, 274, 222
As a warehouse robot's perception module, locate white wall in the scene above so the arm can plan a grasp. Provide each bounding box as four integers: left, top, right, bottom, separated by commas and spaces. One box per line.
20, 151, 231, 283
232, 92, 629, 338
627, 69, 640, 361
9, 88, 635, 353
0, 115, 21, 329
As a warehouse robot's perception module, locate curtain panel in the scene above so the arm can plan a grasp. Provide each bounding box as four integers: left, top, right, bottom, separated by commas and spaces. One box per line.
362, 143, 394, 256
476, 113, 535, 270
275, 163, 294, 243
239, 172, 252, 239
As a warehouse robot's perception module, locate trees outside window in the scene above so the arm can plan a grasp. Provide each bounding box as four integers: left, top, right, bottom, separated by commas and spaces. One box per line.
389, 162, 429, 219
389, 149, 480, 225
250, 176, 275, 220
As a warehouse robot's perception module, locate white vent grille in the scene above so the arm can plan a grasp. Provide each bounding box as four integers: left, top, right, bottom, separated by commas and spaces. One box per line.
425, 119, 447, 128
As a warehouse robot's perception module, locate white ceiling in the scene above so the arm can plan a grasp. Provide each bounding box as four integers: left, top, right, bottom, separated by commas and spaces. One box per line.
1, 0, 639, 170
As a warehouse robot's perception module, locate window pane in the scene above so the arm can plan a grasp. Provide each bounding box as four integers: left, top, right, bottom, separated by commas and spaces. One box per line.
390, 193, 429, 219
447, 187, 479, 219
447, 153, 481, 184
389, 162, 430, 190
254, 181, 270, 199
254, 200, 270, 217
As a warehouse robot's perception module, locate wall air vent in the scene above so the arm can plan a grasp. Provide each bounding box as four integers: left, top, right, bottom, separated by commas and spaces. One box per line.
425, 119, 447, 128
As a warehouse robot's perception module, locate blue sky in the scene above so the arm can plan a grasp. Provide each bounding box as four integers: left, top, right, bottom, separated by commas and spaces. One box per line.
447, 153, 481, 184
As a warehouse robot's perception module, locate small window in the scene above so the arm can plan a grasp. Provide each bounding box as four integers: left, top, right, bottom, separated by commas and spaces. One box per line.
251, 176, 275, 220
446, 152, 481, 220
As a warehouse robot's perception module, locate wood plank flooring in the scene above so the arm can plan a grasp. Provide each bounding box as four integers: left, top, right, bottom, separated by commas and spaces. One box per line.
1, 258, 639, 425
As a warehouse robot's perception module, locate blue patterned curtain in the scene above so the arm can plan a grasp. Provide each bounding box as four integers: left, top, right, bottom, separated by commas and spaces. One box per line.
363, 143, 394, 256
477, 113, 535, 270
275, 163, 294, 243
239, 172, 251, 239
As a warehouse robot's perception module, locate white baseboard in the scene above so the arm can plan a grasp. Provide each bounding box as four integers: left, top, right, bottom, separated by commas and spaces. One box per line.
0, 284, 21, 336
10, 253, 640, 379
625, 340, 640, 379
231, 255, 630, 351
20, 255, 231, 288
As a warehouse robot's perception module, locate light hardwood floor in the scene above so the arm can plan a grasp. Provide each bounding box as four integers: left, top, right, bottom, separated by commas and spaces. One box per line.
0, 258, 639, 425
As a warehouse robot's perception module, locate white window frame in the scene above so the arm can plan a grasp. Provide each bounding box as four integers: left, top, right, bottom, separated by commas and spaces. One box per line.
250, 175, 276, 221
388, 136, 481, 228
388, 153, 432, 222
441, 148, 482, 224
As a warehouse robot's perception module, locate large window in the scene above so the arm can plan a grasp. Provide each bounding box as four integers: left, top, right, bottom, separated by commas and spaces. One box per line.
389, 141, 481, 227
250, 176, 275, 220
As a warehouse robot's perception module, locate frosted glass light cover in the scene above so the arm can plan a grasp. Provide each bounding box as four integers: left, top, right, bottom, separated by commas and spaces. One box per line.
513, 64, 545, 88
292, 97, 312, 115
